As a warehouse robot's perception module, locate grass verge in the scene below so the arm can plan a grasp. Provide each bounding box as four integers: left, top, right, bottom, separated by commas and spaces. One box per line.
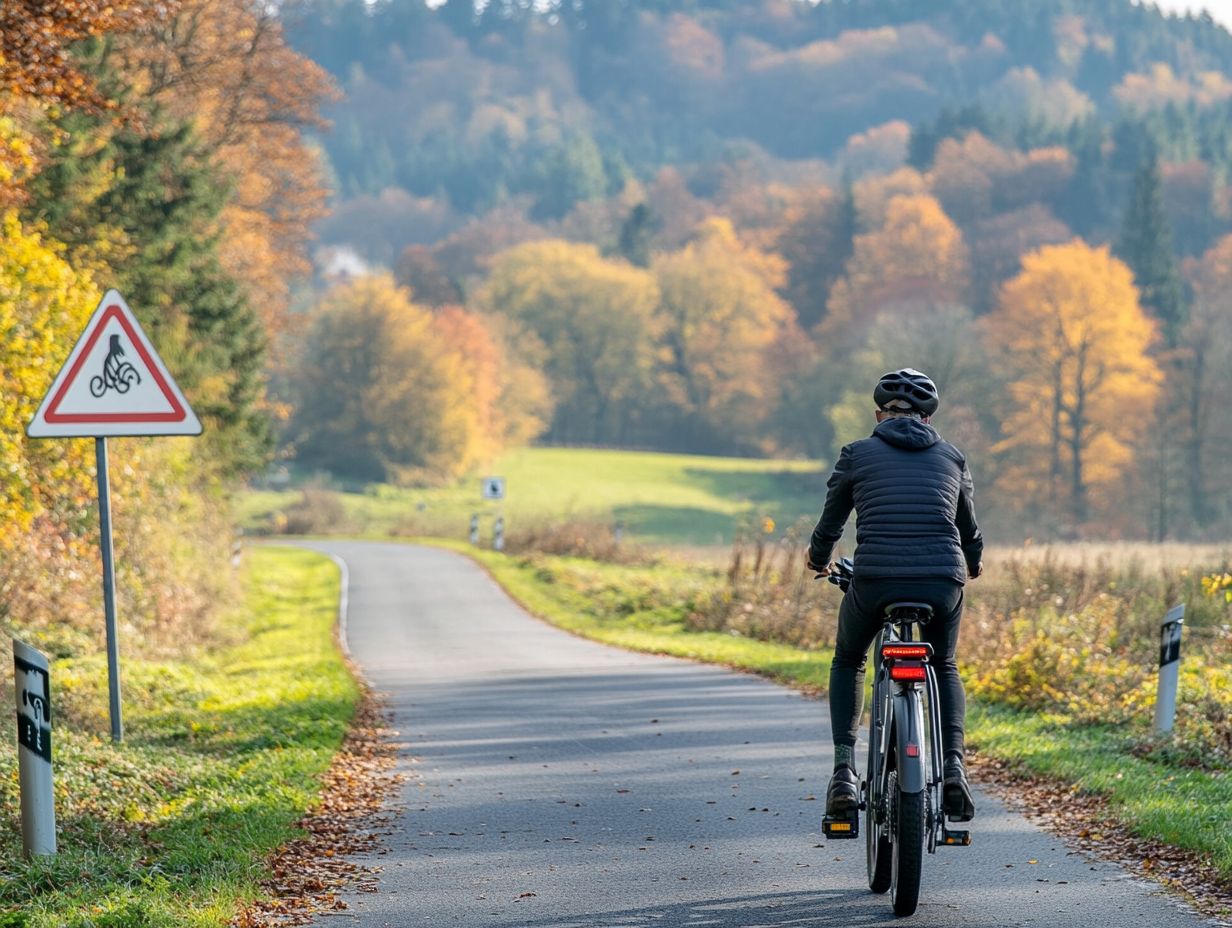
439, 540, 1232, 885
0, 546, 356, 927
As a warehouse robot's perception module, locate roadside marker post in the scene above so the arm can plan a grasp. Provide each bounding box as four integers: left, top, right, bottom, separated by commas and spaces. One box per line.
481, 477, 506, 550
1154, 604, 1185, 735
27, 290, 202, 743
13, 640, 56, 857
469, 513, 480, 546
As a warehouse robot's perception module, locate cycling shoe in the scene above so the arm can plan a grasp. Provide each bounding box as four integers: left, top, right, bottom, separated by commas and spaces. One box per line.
943, 755, 976, 822
825, 765, 859, 817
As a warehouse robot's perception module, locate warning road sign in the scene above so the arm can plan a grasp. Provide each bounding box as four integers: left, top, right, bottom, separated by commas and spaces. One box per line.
27, 291, 202, 438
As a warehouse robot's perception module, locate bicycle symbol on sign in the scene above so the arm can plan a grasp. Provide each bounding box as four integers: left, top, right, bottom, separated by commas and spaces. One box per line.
90, 334, 142, 397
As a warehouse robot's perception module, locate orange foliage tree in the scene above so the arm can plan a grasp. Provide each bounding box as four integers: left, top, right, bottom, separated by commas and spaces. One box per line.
822, 193, 968, 343
0, 0, 162, 110
984, 241, 1162, 530
115, 0, 337, 337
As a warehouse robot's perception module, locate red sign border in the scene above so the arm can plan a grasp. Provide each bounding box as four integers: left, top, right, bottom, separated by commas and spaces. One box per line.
43, 304, 189, 424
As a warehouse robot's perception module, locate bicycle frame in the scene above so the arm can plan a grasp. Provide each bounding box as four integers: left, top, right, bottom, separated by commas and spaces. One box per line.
869, 619, 955, 853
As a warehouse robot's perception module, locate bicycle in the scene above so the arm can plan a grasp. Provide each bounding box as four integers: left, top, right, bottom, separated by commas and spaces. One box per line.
820, 557, 971, 917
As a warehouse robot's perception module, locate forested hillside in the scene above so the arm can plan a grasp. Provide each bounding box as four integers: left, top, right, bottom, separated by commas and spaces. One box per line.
277, 0, 1232, 540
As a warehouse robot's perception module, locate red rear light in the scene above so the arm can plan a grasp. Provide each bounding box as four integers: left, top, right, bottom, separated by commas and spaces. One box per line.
882, 644, 931, 660
889, 662, 928, 682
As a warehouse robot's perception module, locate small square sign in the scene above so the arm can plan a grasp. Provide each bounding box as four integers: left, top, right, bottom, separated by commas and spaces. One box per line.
482, 477, 505, 500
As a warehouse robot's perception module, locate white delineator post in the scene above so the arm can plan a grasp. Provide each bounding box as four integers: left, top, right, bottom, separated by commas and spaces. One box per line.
470, 513, 480, 546
1154, 604, 1185, 735
13, 639, 56, 857
493, 515, 505, 552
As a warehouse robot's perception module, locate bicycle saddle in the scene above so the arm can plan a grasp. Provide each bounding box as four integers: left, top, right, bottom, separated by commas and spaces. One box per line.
884, 602, 934, 624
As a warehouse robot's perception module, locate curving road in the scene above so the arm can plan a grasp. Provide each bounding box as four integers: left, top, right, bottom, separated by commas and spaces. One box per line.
300, 541, 1211, 928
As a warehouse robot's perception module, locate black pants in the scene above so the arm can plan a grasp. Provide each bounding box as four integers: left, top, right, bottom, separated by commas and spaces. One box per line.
829, 576, 967, 760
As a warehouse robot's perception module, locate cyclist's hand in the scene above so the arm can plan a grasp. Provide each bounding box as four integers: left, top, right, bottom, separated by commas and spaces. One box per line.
969, 561, 983, 580
806, 555, 829, 579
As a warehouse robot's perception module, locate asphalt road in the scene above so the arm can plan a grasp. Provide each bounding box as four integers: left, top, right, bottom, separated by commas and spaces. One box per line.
300, 540, 1212, 928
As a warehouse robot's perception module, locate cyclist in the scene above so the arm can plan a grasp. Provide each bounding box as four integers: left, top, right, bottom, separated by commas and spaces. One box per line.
807, 368, 982, 823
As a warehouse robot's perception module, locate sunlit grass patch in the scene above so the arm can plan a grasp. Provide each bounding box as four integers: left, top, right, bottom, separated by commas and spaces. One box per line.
239, 446, 825, 546
0, 546, 355, 927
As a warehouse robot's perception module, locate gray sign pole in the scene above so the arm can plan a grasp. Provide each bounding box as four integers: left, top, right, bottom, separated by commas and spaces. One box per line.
13, 639, 56, 857
96, 437, 123, 743
1153, 604, 1185, 735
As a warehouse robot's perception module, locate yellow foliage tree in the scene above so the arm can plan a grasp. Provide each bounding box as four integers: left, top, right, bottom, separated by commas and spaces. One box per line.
292, 274, 487, 482
0, 211, 98, 530
822, 193, 968, 342
652, 217, 796, 448
985, 240, 1162, 528
479, 240, 661, 444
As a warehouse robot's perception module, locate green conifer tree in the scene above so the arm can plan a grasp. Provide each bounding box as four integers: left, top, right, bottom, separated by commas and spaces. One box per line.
28, 112, 271, 478
1117, 152, 1186, 345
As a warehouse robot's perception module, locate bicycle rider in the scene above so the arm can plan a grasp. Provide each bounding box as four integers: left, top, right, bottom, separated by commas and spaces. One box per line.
807, 368, 983, 824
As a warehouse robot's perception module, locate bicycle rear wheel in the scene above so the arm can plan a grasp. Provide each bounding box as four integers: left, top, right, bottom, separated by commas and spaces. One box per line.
891, 784, 925, 916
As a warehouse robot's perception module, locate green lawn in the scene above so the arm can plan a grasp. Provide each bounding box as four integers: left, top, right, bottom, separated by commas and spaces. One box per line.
0, 547, 355, 927
239, 447, 826, 545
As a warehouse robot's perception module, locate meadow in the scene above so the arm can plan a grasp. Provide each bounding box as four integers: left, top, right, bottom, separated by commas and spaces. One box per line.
239, 447, 825, 545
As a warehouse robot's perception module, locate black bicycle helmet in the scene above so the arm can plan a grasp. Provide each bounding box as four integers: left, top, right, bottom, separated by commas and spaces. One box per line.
874, 368, 939, 416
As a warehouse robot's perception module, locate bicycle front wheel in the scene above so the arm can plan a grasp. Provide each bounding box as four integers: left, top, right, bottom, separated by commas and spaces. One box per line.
891, 786, 925, 916
866, 736, 891, 893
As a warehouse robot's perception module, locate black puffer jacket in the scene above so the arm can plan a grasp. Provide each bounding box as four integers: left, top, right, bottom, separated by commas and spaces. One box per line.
808, 418, 983, 583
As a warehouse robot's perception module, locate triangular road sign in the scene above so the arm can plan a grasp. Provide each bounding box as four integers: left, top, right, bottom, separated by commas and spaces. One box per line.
27, 290, 202, 438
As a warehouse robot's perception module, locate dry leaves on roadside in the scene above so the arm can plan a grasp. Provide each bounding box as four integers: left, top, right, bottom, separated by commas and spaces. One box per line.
971, 753, 1232, 926
231, 688, 405, 927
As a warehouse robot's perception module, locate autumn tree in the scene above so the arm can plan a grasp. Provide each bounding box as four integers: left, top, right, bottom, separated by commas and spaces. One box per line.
291, 275, 483, 482
114, 0, 337, 337
431, 305, 552, 466
774, 184, 855, 330
651, 218, 797, 451
822, 193, 968, 344
395, 245, 463, 307
1176, 237, 1232, 531
985, 241, 1162, 531
478, 240, 661, 445
0, 0, 159, 111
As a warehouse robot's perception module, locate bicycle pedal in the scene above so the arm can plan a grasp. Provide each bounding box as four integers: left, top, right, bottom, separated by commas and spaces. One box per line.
822, 815, 859, 839
941, 828, 971, 847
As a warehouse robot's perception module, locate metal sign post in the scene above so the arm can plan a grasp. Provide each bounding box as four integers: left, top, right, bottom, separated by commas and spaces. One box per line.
26, 290, 202, 744
13, 639, 56, 857
1154, 604, 1185, 735
96, 438, 123, 742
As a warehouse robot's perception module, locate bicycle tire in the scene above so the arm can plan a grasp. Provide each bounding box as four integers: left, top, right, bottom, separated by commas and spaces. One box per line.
866, 719, 891, 893
891, 785, 925, 916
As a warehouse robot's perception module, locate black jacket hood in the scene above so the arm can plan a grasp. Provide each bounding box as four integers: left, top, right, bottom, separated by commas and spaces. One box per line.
873, 417, 940, 450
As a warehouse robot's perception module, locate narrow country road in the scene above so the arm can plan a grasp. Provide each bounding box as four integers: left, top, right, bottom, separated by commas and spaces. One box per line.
298, 541, 1210, 928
